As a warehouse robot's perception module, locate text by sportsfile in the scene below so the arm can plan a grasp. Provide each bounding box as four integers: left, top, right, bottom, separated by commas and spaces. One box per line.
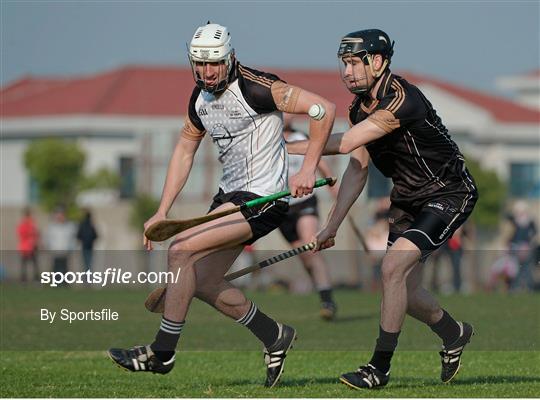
40, 267, 181, 287
41, 308, 119, 324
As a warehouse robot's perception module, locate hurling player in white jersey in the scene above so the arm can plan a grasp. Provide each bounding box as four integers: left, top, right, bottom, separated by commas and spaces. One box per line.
279, 114, 340, 320
108, 22, 335, 388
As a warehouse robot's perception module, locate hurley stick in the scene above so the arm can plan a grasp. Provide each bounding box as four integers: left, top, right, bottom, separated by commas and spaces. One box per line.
347, 215, 371, 254
145, 242, 316, 313
145, 177, 336, 242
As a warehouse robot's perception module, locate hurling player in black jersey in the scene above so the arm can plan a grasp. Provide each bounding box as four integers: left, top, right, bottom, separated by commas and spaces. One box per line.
288, 29, 478, 389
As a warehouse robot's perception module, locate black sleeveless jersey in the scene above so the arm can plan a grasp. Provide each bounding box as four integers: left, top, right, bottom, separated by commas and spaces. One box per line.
349, 71, 474, 207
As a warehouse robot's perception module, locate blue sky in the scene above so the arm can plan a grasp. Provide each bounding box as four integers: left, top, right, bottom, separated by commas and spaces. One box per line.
2, 1, 539, 95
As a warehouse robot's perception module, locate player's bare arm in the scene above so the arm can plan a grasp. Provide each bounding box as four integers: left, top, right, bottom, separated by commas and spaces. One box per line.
287, 118, 387, 156
272, 81, 335, 197
316, 157, 340, 198
143, 121, 203, 250
316, 146, 369, 250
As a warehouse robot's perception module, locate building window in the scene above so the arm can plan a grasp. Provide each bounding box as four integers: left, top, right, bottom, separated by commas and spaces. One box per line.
28, 176, 40, 204
119, 156, 135, 199
510, 162, 540, 198
368, 162, 391, 198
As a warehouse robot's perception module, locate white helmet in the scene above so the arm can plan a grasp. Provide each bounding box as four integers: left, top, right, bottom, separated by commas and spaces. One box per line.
188, 22, 235, 93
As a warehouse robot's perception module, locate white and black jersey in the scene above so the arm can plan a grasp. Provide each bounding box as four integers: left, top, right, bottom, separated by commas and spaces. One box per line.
187, 63, 288, 197
285, 131, 315, 206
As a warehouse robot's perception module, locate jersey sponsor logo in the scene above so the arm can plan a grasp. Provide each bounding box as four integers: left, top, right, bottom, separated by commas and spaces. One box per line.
427, 202, 446, 212
198, 108, 208, 116
227, 107, 243, 119
211, 104, 224, 110
439, 226, 452, 240
210, 123, 234, 151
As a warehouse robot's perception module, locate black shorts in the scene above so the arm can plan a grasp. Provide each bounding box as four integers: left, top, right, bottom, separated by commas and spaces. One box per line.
388, 189, 478, 261
208, 189, 289, 245
278, 195, 319, 243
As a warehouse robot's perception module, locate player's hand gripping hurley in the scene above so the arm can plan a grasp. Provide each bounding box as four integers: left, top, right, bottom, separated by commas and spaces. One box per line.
144, 177, 337, 242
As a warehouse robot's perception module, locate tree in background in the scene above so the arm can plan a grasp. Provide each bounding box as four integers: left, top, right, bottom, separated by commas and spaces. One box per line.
24, 138, 85, 215
24, 138, 120, 217
129, 194, 160, 232
129, 193, 161, 273
465, 156, 507, 229
80, 167, 120, 192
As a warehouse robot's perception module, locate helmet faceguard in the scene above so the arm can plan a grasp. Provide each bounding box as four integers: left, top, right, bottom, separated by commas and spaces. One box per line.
337, 29, 394, 95
338, 52, 372, 95
188, 23, 235, 94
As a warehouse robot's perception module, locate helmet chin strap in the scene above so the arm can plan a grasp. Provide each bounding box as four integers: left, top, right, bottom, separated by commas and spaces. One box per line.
366, 54, 388, 78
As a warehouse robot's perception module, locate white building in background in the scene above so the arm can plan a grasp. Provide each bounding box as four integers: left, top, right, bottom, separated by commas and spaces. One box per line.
497, 70, 540, 110
1, 65, 539, 208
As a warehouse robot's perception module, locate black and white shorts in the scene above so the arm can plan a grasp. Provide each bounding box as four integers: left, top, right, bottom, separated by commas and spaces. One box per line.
278, 195, 319, 243
208, 189, 289, 245
388, 190, 478, 261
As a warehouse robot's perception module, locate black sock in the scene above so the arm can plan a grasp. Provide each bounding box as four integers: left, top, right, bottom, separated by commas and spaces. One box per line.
319, 288, 334, 304
150, 317, 184, 362
237, 302, 279, 348
368, 326, 400, 374
429, 309, 461, 347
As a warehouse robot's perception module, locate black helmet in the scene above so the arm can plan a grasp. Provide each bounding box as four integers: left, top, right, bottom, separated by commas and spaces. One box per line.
338, 29, 394, 65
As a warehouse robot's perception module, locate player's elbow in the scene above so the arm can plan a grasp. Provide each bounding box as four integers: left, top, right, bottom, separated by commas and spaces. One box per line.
339, 139, 357, 154
311, 99, 335, 127
323, 101, 336, 121
359, 165, 369, 184
349, 156, 369, 176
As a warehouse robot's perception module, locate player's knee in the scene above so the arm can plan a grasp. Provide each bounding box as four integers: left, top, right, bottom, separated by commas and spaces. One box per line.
169, 237, 195, 252
168, 241, 199, 269
168, 238, 201, 259
381, 256, 407, 285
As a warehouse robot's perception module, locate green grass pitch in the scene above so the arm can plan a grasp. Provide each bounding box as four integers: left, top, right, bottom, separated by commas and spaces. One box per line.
1, 285, 539, 397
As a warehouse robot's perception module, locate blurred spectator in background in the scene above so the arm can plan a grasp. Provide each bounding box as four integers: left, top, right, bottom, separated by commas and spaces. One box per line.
507, 201, 537, 291
279, 114, 340, 320
45, 207, 76, 277
487, 252, 518, 292
445, 227, 465, 292
77, 209, 98, 272
16, 207, 40, 282
430, 225, 473, 293
365, 198, 390, 292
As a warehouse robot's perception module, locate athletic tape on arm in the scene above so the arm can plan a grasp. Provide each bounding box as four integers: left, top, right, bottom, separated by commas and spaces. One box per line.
271, 81, 302, 113
181, 118, 206, 141
367, 109, 400, 133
